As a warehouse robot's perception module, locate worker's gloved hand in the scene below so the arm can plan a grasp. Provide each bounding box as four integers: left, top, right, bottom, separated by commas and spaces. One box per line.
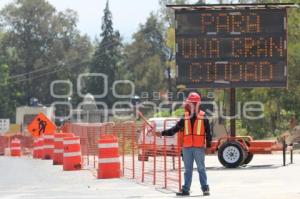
206, 142, 211, 148
154, 131, 162, 138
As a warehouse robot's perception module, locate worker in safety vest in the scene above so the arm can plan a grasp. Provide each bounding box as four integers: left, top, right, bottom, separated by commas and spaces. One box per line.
156, 92, 212, 196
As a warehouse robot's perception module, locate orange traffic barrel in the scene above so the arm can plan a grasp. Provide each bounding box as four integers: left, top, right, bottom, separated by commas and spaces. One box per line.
53, 133, 74, 165
63, 136, 82, 171
43, 134, 54, 160
33, 137, 43, 158
11, 138, 21, 157
97, 134, 121, 179
36, 137, 44, 159
32, 138, 38, 158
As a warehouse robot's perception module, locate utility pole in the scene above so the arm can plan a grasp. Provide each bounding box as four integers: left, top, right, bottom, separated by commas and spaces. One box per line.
167, 67, 173, 115
230, 88, 236, 137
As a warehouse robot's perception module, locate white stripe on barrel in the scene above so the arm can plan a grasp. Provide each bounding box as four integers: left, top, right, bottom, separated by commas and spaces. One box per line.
44, 135, 54, 139
63, 152, 81, 157
54, 149, 64, 154
63, 140, 80, 145
11, 147, 21, 150
98, 143, 118, 149
43, 145, 54, 149
54, 138, 64, 142
98, 157, 120, 164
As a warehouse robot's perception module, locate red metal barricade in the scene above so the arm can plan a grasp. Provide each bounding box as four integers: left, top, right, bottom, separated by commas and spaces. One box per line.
0, 136, 8, 155
62, 121, 182, 192
0, 135, 34, 156
1, 122, 182, 192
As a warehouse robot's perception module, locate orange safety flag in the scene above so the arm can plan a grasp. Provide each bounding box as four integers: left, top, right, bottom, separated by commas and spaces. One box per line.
27, 113, 56, 137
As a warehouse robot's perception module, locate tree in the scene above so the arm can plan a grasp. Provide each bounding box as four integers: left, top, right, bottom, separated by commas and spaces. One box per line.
159, 0, 190, 102
0, 0, 92, 119
0, 36, 9, 118
159, 0, 189, 48
159, 0, 189, 27
0, 30, 20, 120
235, 0, 300, 138
125, 14, 166, 97
88, 0, 123, 107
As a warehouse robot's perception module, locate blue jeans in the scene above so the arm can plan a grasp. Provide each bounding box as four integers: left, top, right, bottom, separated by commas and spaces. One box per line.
182, 147, 208, 192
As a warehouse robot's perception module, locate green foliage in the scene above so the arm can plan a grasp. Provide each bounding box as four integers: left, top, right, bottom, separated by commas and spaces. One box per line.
160, 0, 189, 93
0, 63, 9, 118
154, 110, 171, 117
0, 64, 8, 85
154, 107, 184, 118
173, 107, 185, 117
0, 0, 92, 120
125, 14, 166, 97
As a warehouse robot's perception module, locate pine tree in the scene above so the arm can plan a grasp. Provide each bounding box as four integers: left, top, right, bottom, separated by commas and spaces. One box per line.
88, 0, 122, 107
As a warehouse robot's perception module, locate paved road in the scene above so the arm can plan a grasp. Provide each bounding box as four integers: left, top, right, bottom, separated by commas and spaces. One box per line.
0, 154, 299, 199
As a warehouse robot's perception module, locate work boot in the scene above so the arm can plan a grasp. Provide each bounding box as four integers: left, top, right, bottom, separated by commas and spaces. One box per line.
203, 186, 210, 196
176, 190, 190, 196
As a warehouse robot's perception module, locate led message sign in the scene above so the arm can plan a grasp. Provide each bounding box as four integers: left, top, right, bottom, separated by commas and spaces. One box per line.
175, 9, 287, 88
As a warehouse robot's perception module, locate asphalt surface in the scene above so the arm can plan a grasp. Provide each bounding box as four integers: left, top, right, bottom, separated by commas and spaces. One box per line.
0, 154, 299, 199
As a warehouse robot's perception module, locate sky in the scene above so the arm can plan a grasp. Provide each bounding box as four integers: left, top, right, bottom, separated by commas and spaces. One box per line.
0, 0, 161, 42
0, 0, 217, 42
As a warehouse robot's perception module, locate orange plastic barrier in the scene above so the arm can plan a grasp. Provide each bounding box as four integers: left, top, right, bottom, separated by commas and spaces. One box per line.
53, 133, 74, 165
11, 138, 21, 157
98, 134, 121, 179
32, 138, 38, 158
63, 136, 82, 171
36, 137, 44, 159
43, 134, 54, 159
33, 137, 44, 158
63, 122, 182, 192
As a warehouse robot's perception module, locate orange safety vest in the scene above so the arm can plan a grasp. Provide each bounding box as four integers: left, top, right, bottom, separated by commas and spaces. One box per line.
183, 111, 206, 148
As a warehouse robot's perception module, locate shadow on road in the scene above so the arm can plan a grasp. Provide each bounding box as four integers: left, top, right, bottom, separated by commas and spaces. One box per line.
205, 164, 284, 171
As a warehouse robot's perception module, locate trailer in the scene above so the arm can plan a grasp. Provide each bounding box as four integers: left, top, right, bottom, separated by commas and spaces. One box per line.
208, 136, 285, 168
137, 117, 294, 168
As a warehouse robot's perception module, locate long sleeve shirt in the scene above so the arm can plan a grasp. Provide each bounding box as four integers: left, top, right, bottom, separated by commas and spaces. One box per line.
161, 112, 212, 146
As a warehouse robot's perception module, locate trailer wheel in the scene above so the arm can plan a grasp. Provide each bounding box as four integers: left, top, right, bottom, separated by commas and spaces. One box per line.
242, 140, 253, 165
243, 153, 254, 165
218, 141, 246, 168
